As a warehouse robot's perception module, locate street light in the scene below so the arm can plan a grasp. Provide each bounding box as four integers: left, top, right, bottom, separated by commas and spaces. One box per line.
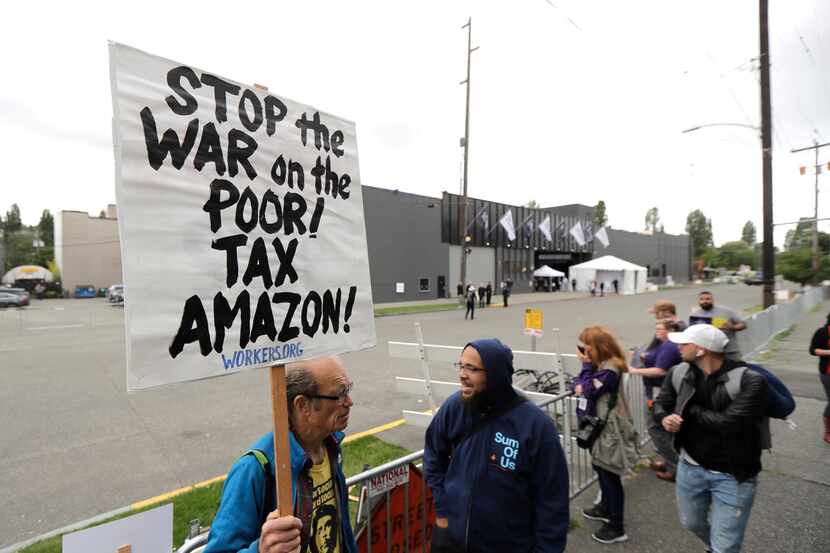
682, 120, 775, 308
681, 123, 760, 134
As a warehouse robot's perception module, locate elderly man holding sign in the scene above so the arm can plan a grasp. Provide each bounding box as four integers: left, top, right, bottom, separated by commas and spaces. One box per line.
205, 357, 356, 553
109, 43, 377, 553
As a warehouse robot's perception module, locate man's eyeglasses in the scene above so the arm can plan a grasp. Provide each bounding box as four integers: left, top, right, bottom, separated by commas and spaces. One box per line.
307, 383, 353, 405
453, 362, 485, 374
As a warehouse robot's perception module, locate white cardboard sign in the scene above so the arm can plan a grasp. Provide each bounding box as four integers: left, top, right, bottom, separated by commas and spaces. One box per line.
368, 464, 410, 498
109, 43, 376, 390
62, 503, 172, 553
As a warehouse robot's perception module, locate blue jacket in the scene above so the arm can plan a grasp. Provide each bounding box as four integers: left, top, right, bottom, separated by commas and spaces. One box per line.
204, 431, 357, 553
424, 338, 569, 553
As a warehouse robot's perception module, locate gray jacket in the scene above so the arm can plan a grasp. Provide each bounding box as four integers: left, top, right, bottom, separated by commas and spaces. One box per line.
590, 369, 640, 475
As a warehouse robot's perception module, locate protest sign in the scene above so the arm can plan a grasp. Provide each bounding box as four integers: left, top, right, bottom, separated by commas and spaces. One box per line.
109, 43, 377, 392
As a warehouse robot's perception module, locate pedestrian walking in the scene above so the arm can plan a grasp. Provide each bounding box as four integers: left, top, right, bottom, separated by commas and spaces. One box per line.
456, 282, 463, 297
572, 278, 577, 292
502, 282, 510, 307
465, 285, 477, 320
600, 281, 605, 297
628, 319, 682, 481
424, 338, 570, 553
808, 311, 830, 444
477, 283, 486, 308
613, 278, 619, 294
654, 324, 769, 553
572, 326, 639, 544
485, 282, 492, 305
689, 291, 746, 361
590, 280, 597, 297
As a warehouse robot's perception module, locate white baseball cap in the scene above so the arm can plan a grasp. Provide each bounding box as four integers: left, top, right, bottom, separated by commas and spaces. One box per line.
668, 324, 729, 353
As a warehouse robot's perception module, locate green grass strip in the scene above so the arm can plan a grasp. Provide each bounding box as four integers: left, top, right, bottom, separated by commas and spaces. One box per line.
374, 302, 460, 316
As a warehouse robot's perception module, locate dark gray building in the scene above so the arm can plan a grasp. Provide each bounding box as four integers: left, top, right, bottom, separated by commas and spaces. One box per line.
362, 186, 690, 303
604, 228, 691, 283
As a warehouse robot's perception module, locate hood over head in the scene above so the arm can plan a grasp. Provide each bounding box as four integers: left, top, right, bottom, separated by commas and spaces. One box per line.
464, 338, 518, 412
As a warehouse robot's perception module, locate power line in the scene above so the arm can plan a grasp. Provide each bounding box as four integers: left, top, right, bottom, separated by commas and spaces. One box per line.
542, 0, 582, 31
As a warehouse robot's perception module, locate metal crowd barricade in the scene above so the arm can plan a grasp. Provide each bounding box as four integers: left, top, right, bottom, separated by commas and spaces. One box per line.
737, 286, 825, 359
534, 371, 650, 501
346, 450, 429, 553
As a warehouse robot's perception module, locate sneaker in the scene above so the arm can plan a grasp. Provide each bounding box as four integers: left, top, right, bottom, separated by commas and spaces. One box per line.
582, 505, 611, 523
592, 523, 629, 544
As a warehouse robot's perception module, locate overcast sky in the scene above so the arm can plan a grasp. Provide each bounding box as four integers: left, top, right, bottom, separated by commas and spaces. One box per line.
2, 0, 828, 247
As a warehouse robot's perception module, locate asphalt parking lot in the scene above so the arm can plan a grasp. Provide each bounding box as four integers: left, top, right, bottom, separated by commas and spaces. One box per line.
0, 284, 772, 547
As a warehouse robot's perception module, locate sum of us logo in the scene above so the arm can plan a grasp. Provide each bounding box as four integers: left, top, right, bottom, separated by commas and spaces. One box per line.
494, 431, 519, 471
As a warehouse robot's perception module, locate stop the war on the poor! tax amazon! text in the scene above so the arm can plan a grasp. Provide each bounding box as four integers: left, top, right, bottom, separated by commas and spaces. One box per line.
136, 64, 362, 359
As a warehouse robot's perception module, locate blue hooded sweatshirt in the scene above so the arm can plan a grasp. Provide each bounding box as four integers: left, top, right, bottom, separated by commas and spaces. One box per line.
424, 338, 570, 553
204, 431, 357, 553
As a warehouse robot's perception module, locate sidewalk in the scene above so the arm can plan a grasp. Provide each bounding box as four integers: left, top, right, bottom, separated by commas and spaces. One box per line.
567, 300, 830, 552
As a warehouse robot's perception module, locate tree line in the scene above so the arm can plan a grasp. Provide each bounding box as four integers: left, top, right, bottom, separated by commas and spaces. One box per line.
683, 209, 828, 284
1, 204, 58, 278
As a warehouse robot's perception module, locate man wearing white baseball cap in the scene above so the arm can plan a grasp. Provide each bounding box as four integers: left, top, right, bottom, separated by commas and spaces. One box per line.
653, 324, 768, 553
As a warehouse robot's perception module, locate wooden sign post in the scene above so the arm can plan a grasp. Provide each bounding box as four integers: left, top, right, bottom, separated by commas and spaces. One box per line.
253, 81, 293, 518
269, 364, 293, 516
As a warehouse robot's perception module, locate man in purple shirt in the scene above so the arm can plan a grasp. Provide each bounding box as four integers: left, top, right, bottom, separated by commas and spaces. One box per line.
629, 320, 682, 481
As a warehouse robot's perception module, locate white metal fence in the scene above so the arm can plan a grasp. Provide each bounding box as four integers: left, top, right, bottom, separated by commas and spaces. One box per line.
737, 286, 825, 359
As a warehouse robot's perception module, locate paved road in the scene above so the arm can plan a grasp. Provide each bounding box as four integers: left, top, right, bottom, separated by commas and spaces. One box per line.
0, 283, 771, 546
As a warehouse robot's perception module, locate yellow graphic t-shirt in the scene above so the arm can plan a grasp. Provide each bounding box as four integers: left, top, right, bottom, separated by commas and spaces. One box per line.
308, 454, 340, 553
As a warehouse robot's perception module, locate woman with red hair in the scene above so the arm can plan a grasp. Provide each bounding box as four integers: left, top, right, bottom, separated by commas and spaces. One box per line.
572, 326, 640, 545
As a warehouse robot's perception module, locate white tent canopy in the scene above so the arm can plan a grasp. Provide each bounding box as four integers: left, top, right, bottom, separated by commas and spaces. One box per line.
569, 255, 647, 295
532, 265, 565, 278
2, 265, 54, 285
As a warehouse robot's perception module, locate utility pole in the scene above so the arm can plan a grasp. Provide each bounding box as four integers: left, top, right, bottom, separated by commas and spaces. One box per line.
791, 139, 830, 277
458, 17, 478, 292
759, 0, 775, 308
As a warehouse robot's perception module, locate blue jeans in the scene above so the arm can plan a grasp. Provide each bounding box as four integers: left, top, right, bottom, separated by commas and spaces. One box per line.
675, 459, 758, 553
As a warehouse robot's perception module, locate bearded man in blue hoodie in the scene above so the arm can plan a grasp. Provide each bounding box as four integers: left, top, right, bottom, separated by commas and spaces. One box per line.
204, 357, 357, 553
424, 338, 570, 553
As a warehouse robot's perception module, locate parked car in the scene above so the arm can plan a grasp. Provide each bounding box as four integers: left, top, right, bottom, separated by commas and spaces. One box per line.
744, 273, 764, 285
74, 285, 97, 298
108, 285, 125, 304
0, 291, 26, 308
0, 287, 30, 306
106, 284, 123, 302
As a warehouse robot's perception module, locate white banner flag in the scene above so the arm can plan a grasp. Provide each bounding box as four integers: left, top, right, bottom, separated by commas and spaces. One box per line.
499, 211, 516, 241
521, 214, 534, 236
595, 226, 610, 248
538, 215, 552, 242
583, 222, 594, 243
570, 221, 586, 246
109, 43, 377, 390
468, 206, 487, 232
